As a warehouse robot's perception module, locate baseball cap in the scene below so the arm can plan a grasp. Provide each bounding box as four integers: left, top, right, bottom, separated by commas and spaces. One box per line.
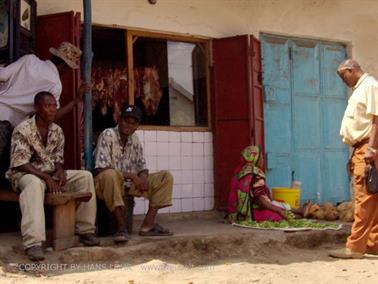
121, 105, 142, 122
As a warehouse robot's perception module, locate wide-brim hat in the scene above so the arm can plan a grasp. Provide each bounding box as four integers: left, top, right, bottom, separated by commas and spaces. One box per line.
49, 41, 82, 69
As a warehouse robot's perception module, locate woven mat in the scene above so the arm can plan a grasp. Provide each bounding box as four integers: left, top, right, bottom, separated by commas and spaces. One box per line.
232, 222, 343, 232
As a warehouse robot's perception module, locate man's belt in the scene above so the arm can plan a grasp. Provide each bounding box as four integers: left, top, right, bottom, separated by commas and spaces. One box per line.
353, 138, 370, 148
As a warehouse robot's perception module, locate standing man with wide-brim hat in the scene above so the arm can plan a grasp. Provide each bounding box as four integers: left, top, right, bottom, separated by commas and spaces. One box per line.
0, 41, 90, 126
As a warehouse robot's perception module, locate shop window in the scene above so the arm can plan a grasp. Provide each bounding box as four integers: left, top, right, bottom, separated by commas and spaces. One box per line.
91, 27, 126, 135
133, 37, 208, 127
91, 26, 210, 134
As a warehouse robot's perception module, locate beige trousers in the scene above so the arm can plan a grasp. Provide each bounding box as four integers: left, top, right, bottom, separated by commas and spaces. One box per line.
347, 143, 378, 253
95, 169, 173, 212
18, 170, 97, 249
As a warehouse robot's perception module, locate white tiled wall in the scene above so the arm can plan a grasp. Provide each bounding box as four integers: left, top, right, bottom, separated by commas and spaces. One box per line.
133, 130, 215, 214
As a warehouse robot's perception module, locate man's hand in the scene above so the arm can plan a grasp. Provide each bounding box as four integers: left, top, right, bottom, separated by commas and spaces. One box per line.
123, 171, 149, 193
77, 82, 92, 100
278, 209, 288, 221
15, 164, 62, 194
44, 175, 61, 194
52, 167, 67, 187
347, 159, 354, 176
133, 175, 149, 192
364, 148, 376, 166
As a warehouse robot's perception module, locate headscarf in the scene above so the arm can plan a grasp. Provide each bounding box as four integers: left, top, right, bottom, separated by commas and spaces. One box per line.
236, 145, 265, 180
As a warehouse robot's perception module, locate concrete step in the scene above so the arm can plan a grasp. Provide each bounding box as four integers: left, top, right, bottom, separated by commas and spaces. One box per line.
0, 211, 351, 267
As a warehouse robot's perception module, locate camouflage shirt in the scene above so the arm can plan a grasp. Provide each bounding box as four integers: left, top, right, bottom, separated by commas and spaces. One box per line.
6, 115, 64, 191
94, 126, 146, 174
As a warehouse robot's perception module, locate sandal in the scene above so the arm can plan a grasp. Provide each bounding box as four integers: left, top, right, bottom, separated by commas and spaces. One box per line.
139, 224, 174, 236
114, 230, 129, 244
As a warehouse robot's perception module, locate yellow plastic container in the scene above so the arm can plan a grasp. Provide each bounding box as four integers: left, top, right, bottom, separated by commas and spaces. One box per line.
272, 187, 301, 209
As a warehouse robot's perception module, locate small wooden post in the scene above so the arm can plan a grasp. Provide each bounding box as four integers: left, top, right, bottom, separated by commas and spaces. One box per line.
52, 200, 78, 250
83, 0, 93, 171
124, 194, 135, 234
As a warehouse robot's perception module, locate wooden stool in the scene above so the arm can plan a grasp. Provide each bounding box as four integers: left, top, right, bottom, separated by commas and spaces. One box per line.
124, 194, 135, 234
46, 192, 92, 250
0, 188, 92, 250
96, 193, 135, 236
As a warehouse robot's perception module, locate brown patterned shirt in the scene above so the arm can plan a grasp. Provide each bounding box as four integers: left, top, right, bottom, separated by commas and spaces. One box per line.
6, 115, 64, 191
94, 126, 146, 174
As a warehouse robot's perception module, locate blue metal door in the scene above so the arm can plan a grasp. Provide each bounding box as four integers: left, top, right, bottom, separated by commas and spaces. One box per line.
261, 34, 349, 203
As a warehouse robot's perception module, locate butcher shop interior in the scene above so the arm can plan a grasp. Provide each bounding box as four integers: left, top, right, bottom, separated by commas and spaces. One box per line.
91, 26, 210, 138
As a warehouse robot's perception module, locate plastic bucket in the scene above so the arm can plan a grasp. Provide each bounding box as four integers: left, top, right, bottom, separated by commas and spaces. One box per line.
272, 187, 301, 209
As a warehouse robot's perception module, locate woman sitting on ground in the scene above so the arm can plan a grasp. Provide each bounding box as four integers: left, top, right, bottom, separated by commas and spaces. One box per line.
227, 145, 310, 223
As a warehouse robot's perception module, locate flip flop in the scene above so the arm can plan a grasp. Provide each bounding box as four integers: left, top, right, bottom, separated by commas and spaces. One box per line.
139, 224, 174, 236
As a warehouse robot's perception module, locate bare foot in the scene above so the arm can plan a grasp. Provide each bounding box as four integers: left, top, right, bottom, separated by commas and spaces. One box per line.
292, 201, 313, 218
302, 201, 313, 218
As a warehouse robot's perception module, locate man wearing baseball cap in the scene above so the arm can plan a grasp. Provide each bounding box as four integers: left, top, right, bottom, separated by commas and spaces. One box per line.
94, 105, 174, 243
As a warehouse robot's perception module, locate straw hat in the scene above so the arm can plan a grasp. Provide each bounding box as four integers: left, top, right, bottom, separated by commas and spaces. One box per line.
49, 42, 82, 69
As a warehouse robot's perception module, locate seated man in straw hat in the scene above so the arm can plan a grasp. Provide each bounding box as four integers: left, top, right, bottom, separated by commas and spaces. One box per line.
0, 41, 89, 127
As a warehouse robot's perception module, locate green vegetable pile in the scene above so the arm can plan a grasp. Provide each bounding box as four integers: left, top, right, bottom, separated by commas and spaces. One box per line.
238, 210, 340, 230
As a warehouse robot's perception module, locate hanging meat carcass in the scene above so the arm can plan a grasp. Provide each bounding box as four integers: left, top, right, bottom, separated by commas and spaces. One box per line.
135, 66, 163, 116
91, 64, 126, 121
91, 64, 162, 124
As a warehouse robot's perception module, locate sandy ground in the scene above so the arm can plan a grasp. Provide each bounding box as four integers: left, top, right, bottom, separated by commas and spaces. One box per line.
0, 244, 377, 284
0, 213, 375, 283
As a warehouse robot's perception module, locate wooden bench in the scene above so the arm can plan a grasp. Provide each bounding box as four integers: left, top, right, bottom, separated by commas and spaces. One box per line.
0, 187, 92, 250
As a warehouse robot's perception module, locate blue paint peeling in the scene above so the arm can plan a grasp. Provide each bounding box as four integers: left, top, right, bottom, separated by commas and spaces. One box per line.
261, 33, 349, 204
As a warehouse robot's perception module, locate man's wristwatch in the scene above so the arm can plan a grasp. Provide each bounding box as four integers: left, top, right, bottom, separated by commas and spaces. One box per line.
367, 146, 378, 154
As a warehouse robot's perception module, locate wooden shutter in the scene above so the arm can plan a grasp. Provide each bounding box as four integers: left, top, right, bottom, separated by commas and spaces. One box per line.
36, 11, 81, 169
250, 36, 264, 155
212, 35, 263, 210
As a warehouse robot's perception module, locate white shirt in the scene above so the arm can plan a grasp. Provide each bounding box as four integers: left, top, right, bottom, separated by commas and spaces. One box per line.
0, 54, 61, 126
340, 73, 378, 146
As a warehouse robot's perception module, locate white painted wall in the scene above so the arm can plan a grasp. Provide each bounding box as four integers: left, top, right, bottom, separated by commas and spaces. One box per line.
35, 0, 378, 212
37, 0, 378, 77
